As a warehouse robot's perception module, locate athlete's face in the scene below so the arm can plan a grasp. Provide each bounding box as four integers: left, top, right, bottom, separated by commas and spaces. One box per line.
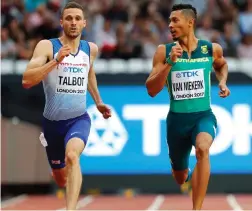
169, 10, 193, 41
61, 8, 86, 39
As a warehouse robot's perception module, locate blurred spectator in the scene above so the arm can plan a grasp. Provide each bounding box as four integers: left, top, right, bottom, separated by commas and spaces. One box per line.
105, 0, 129, 24
24, 0, 47, 13
96, 17, 117, 58
237, 34, 252, 59
196, 13, 220, 42
1, 0, 252, 60
218, 21, 239, 57
9, 0, 25, 23
238, 0, 252, 35
1, 27, 16, 59
111, 23, 132, 59
154, 15, 172, 44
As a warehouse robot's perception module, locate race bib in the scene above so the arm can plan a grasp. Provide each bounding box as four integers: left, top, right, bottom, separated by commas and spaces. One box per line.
56, 66, 88, 95
171, 69, 205, 100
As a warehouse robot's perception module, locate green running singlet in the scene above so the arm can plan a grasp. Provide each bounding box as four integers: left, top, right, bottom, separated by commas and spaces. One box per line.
165, 39, 213, 113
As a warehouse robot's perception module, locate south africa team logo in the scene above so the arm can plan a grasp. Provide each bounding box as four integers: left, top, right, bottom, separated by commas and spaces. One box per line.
201, 45, 208, 54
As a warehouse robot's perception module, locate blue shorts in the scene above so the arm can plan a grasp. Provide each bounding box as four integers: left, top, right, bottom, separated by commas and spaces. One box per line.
41, 112, 91, 169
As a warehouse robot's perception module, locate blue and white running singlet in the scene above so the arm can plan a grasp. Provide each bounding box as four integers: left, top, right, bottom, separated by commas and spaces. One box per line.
42, 38, 90, 121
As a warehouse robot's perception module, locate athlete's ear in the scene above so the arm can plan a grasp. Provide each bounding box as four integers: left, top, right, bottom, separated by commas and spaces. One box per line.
188, 18, 194, 27
83, 19, 87, 28
60, 18, 63, 28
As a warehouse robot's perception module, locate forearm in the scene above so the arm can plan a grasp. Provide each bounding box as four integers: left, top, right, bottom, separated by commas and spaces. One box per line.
146, 64, 171, 97
215, 63, 228, 84
22, 59, 58, 88
87, 70, 102, 105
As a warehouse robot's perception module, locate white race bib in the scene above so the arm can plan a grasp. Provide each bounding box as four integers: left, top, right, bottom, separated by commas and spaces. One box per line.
55, 66, 88, 95
171, 68, 205, 100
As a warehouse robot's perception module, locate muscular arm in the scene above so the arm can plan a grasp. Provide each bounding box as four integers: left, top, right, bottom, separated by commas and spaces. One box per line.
212, 43, 228, 85
87, 42, 102, 105
145, 45, 172, 97
22, 40, 58, 89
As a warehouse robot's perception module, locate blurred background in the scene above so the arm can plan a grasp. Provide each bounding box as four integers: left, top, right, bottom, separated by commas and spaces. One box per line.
1, 0, 252, 200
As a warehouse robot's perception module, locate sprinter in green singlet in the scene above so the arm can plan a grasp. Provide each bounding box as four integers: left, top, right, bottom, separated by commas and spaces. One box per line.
145, 4, 230, 210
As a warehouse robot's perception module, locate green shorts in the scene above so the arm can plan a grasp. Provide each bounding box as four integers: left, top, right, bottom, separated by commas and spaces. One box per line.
166, 109, 217, 171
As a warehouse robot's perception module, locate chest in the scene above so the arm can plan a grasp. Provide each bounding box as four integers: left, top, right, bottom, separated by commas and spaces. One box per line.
45, 51, 90, 90
168, 57, 212, 100
56, 52, 90, 76
168, 52, 213, 94
169, 49, 213, 82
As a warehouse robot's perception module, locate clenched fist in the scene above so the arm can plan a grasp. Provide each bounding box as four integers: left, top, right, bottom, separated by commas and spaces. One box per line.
97, 103, 112, 119
56, 45, 71, 63
219, 82, 230, 98
170, 42, 183, 63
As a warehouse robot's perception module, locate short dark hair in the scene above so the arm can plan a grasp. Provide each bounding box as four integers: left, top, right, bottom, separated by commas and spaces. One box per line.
61, 1, 85, 18
172, 4, 197, 20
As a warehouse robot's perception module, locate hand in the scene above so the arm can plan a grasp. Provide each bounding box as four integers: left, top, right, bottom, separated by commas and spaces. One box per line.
170, 42, 183, 62
219, 82, 230, 98
56, 45, 71, 63
97, 103, 112, 119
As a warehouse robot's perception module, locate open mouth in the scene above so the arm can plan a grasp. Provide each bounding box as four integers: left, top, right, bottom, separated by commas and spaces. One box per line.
171, 30, 176, 36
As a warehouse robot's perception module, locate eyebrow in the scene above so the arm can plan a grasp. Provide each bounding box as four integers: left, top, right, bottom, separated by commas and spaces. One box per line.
65, 14, 82, 18
169, 16, 178, 21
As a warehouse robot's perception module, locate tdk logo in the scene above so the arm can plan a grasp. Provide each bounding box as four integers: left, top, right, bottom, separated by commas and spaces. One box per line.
176, 71, 198, 78
63, 67, 83, 73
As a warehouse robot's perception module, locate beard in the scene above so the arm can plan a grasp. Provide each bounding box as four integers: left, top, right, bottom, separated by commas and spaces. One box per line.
171, 33, 181, 41
172, 37, 179, 41
63, 28, 81, 39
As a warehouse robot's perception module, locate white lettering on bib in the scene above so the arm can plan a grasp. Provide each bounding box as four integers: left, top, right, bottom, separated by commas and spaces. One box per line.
171, 68, 205, 100
56, 65, 88, 95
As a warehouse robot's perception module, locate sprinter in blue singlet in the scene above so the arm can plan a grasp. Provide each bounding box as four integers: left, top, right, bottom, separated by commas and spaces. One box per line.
22, 2, 111, 210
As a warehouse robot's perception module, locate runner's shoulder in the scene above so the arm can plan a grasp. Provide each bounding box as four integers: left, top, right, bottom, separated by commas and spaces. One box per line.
34, 39, 53, 55
36, 39, 53, 48
163, 42, 177, 55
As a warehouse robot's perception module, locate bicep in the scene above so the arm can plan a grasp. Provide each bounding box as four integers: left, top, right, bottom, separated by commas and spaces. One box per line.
149, 45, 166, 77
26, 40, 51, 70
88, 42, 99, 68
212, 43, 227, 70
87, 42, 99, 79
